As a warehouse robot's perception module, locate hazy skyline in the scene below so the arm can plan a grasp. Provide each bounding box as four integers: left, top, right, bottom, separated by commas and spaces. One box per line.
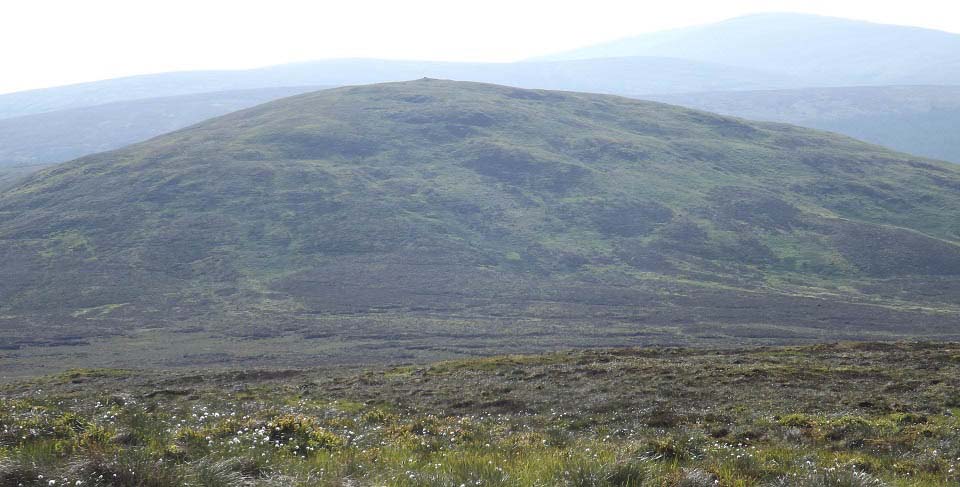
4, 0, 960, 95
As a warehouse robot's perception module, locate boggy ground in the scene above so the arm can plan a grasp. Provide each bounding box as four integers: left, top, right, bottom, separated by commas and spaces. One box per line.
1, 342, 959, 486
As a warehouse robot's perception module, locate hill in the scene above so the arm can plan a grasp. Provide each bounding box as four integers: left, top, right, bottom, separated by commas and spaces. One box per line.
539, 13, 960, 86
0, 86, 322, 167
1, 80, 959, 371
0, 57, 796, 120
2, 343, 959, 485
646, 85, 960, 163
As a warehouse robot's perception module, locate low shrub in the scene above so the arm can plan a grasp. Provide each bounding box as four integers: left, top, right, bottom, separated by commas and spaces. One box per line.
269, 414, 345, 453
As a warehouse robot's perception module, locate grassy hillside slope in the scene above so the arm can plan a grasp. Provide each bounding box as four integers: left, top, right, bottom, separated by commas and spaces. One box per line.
1, 80, 959, 369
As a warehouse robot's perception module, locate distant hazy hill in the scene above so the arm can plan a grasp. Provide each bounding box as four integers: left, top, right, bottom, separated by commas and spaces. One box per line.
539, 13, 960, 86
1, 81, 958, 365
647, 86, 960, 163
0, 86, 322, 167
0, 57, 797, 119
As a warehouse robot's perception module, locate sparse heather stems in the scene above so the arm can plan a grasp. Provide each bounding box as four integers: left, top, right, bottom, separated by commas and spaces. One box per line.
67, 451, 187, 487
678, 468, 718, 487
187, 457, 247, 487
0, 457, 42, 487
767, 469, 887, 487
395, 455, 511, 486
603, 459, 652, 486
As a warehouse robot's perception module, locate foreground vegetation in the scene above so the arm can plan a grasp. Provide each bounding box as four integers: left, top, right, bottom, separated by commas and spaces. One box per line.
2, 342, 959, 486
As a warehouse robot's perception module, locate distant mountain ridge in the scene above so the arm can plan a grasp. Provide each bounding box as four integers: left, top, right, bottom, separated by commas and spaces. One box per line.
539, 13, 960, 86
0, 56, 796, 120
646, 85, 960, 163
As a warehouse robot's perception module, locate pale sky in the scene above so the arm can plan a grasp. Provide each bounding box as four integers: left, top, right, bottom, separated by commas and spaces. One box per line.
2, 0, 959, 94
